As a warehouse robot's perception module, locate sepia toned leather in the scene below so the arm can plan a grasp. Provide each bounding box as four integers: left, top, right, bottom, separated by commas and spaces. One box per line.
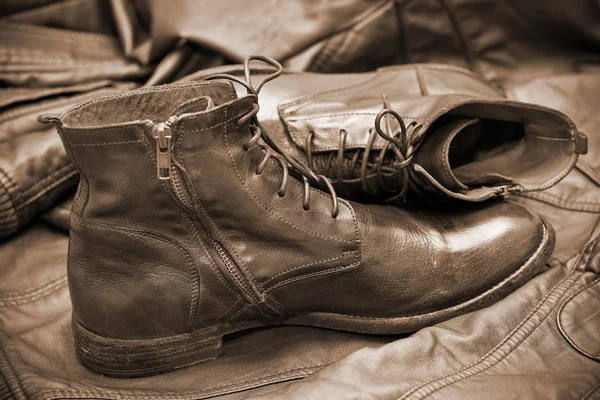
393, 0, 600, 87
0, 0, 599, 397
44, 78, 552, 376
186, 64, 584, 203
0, 222, 395, 399
246, 70, 600, 400
0, 81, 137, 240
250, 231, 600, 400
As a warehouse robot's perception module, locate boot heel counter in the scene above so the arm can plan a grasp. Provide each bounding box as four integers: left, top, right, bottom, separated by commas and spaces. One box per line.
68, 214, 199, 339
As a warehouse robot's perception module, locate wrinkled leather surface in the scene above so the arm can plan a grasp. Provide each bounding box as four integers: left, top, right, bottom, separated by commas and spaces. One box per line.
0, 82, 136, 240
0, 223, 393, 400
246, 71, 600, 399
187, 64, 581, 202
250, 231, 600, 400
1, 0, 600, 398
55, 82, 549, 343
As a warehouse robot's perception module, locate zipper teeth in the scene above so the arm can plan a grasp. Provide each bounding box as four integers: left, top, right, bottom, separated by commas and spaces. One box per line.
170, 166, 194, 211
209, 238, 257, 301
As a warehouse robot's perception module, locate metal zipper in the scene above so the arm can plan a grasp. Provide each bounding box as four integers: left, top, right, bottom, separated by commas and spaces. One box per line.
209, 238, 258, 302
149, 117, 196, 213
150, 116, 263, 307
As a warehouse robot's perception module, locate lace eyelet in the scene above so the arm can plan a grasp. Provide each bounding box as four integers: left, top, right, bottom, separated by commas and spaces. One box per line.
303, 204, 310, 211
255, 167, 262, 175
243, 143, 250, 151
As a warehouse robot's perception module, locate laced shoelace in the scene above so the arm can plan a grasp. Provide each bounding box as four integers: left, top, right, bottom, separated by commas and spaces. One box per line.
305, 96, 424, 201
202, 55, 339, 218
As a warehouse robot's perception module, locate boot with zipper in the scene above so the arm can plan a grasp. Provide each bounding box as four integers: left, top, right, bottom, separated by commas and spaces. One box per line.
187, 63, 587, 203
41, 57, 554, 378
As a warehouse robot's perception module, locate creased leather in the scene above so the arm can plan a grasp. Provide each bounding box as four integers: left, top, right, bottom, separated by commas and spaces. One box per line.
0, 82, 136, 240
53, 81, 552, 341
1, 0, 599, 397
250, 229, 600, 400
187, 64, 581, 202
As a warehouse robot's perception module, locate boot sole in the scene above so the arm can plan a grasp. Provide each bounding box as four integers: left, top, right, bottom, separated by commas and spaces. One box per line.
73, 220, 553, 378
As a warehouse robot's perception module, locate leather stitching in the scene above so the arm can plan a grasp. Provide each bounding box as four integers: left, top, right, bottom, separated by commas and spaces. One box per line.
0, 163, 75, 214
58, 128, 90, 215
404, 271, 583, 400
174, 134, 262, 309
140, 132, 242, 327
415, 66, 428, 96
437, 0, 485, 80
218, 109, 289, 315
400, 240, 594, 399
286, 112, 421, 122
62, 139, 142, 146
0, 276, 67, 306
60, 81, 232, 118
0, 85, 127, 126
35, 363, 331, 400
582, 383, 600, 400
216, 298, 243, 322
0, 332, 27, 400
518, 191, 600, 212
218, 109, 357, 245
229, 303, 251, 322
280, 73, 382, 114
267, 260, 361, 293
557, 276, 600, 360
264, 250, 359, 285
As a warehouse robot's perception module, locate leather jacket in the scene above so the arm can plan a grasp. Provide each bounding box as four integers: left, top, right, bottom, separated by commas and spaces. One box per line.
0, 1, 598, 399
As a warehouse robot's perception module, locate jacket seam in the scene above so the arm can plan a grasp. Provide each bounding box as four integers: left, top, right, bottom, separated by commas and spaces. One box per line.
35, 363, 332, 400
405, 270, 582, 400
437, 0, 484, 80
400, 241, 594, 399
582, 383, 600, 400
0, 276, 67, 306
0, 332, 26, 400
557, 276, 600, 360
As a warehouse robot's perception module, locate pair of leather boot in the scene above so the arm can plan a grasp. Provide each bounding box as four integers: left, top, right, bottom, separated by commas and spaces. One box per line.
40, 56, 584, 377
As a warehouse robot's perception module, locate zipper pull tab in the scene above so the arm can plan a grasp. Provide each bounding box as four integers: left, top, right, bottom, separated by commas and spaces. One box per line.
155, 123, 173, 180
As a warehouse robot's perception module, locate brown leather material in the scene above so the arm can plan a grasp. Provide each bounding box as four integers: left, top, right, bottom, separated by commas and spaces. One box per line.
394, 0, 600, 88
412, 117, 480, 192
250, 69, 600, 400
45, 76, 554, 376
0, 222, 395, 399
0, 82, 136, 240
0, 0, 599, 396
251, 235, 600, 400
0, 22, 150, 87
186, 64, 582, 203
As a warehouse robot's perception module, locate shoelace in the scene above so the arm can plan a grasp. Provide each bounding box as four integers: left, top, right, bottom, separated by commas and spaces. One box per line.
202, 55, 339, 218
305, 96, 424, 201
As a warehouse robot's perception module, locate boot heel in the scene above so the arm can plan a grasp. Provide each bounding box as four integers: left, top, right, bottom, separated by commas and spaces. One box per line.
72, 317, 223, 378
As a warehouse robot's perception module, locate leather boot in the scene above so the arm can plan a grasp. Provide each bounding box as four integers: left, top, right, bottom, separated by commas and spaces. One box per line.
41, 57, 554, 377
186, 63, 587, 203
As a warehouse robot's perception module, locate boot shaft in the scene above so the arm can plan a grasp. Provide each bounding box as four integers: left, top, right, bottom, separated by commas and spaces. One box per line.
187, 64, 585, 202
